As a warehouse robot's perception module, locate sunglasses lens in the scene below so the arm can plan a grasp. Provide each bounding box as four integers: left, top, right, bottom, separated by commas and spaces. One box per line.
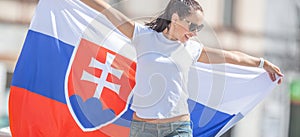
189, 23, 204, 32
197, 24, 204, 31
184, 19, 204, 32
189, 23, 197, 31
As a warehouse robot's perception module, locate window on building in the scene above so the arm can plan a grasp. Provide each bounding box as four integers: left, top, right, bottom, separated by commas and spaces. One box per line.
296, 0, 300, 27
296, 0, 300, 68
5, 72, 13, 91
223, 0, 235, 28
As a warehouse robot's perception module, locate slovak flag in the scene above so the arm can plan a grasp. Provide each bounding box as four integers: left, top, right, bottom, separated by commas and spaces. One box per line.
9, 0, 279, 137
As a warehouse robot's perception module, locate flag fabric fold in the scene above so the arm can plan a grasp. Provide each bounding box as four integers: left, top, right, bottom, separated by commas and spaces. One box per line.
9, 0, 278, 137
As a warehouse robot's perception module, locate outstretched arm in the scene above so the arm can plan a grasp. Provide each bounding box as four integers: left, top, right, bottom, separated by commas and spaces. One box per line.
198, 47, 284, 84
81, 0, 135, 39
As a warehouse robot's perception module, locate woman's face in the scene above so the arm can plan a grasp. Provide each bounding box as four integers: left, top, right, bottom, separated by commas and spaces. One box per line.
171, 9, 204, 43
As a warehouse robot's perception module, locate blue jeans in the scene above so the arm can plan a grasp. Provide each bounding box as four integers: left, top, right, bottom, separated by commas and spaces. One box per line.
129, 120, 193, 137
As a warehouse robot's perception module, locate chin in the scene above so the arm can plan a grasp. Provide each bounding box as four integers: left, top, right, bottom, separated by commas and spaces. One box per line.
180, 38, 189, 43
180, 40, 187, 43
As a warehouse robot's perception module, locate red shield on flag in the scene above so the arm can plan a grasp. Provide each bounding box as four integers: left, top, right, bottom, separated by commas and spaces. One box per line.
66, 38, 136, 131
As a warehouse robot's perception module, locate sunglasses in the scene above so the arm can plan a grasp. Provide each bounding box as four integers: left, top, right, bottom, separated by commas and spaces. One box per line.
183, 19, 204, 32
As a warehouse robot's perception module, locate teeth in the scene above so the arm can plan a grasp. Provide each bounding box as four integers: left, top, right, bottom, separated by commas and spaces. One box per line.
185, 34, 190, 39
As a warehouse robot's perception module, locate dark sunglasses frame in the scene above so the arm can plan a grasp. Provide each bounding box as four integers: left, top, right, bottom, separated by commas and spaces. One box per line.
183, 19, 204, 32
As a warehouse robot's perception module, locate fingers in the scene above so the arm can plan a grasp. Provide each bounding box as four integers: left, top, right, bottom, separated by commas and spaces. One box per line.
268, 72, 283, 84
268, 72, 276, 82
277, 78, 282, 84
274, 66, 284, 77
264, 60, 284, 84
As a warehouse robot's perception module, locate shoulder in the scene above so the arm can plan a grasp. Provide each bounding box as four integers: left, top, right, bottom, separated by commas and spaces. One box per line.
133, 23, 154, 36
132, 23, 157, 45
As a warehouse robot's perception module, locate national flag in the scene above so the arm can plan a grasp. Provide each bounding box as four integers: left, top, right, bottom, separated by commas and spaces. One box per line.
9, 0, 279, 136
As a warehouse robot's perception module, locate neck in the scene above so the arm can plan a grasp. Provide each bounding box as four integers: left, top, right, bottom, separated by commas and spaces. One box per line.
162, 29, 178, 41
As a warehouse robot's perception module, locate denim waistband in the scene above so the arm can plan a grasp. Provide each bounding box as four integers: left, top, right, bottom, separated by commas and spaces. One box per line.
131, 120, 192, 131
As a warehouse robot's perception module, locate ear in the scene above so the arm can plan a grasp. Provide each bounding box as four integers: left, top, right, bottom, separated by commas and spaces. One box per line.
171, 13, 180, 22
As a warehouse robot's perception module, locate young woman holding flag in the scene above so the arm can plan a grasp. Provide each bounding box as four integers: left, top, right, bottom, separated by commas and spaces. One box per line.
82, 0, 283, 136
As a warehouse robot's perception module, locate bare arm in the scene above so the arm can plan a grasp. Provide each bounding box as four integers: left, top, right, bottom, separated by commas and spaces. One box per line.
198, 47, 261, 66
81, 0, 135, 39
198, 47, 284, 84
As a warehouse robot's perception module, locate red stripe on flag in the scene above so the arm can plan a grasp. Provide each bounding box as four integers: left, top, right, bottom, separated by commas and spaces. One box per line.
9, 86, 130, 137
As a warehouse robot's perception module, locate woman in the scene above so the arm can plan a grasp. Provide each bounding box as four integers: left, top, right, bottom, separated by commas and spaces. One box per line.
82, 0, 283, 136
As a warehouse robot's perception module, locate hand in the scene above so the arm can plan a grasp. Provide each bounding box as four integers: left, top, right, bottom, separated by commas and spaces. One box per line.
263, 60, 284, 84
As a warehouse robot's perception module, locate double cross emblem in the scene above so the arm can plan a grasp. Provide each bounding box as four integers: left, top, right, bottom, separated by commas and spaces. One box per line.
81, 53, 123, 98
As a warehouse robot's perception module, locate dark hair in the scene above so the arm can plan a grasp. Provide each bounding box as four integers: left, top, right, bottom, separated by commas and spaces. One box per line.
145, 0, 203, 32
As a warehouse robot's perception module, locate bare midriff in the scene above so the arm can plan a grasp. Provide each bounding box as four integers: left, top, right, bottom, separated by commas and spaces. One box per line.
132, 112, 190, 124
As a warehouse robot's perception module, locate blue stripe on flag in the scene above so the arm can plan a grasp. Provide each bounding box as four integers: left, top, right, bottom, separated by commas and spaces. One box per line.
188, 99, 235, 137
113, 105, 134, 127
12, 30, 74, 104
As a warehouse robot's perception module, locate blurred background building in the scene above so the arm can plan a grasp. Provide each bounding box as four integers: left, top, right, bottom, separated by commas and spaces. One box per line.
0, 0, 299, 137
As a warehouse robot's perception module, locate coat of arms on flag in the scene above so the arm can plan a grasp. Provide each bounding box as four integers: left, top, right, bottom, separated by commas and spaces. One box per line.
67, 38, 136, 131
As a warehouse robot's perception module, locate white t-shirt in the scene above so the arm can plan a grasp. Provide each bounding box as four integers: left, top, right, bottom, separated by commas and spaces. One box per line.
130, 23, 203, 119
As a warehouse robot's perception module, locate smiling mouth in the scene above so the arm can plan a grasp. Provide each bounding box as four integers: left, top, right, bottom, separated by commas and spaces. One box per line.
185, 34, 191, 39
